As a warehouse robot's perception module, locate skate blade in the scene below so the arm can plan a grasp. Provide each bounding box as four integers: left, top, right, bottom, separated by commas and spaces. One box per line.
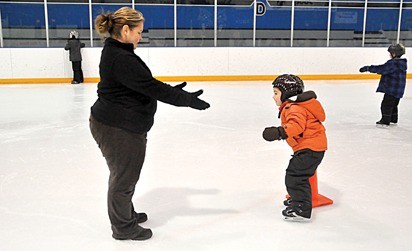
376, 124, 389, 129
283, 216, 311, 222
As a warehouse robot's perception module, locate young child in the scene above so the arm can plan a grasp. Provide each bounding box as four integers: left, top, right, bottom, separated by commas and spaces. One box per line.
262, 74, 327, 221
359, 43, 407, 127
65, 30, 85, 84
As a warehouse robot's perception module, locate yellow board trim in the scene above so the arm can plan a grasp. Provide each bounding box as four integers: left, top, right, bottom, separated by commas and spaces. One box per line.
0, 74, 411, 84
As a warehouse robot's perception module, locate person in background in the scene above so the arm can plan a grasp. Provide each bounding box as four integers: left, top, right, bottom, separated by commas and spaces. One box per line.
262, 74, 327, 222
359, 44, 407, 127
65, 30, 85, 84
90, 7, 210, 241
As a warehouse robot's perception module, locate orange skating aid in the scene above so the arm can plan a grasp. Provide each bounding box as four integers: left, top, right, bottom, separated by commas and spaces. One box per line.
286, 171, 333, 208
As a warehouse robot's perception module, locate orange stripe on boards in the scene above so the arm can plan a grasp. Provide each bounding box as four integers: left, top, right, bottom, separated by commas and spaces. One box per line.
0, 74, 411, 84
155, 74, 384, 82
0, 78, 72, 84
0, 78, 100, 84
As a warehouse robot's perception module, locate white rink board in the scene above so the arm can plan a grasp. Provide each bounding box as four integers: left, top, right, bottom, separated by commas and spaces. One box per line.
1, 47, 410, 79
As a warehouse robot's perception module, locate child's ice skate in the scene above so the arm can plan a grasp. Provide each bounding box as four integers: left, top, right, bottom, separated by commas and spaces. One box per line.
282, 206, 311, 222
391, 114, 398, 125
376, 120, 390, 128
390, 117, 398, 126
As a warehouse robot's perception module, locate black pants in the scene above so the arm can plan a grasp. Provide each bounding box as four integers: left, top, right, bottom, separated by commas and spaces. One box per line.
285, 149, 325, 218
89, 115, 147, 237
380, 94, 400, 124
72, 61, 84, 83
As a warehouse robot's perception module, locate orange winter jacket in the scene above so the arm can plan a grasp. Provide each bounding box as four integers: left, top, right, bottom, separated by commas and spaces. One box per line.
279, 91, 327, 153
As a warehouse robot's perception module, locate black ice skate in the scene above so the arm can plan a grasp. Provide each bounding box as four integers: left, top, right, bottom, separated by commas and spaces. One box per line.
112, 225, 153, 241
282, 206, 311, 222
391, 114, 398, 124
376, 120, 389, 128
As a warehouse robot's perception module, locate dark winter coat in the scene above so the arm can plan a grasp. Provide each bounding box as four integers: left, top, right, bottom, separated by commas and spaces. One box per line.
91, 37, 194, 134
64, 38, 85, 62
368, 58, 407, 99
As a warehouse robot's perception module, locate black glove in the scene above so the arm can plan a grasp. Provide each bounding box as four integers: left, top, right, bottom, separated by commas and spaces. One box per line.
174, 82, 187, 90
262, 126, 288, 141
359, 66, 369, 73
189, 90, 210, 110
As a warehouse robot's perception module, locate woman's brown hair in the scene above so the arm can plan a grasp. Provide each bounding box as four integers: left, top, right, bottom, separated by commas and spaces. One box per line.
95, 7, 144, 39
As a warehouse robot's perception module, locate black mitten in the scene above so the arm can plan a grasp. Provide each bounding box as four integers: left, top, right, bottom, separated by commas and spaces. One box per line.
262, 126, 288, 141
359, 66, 369, 73
189, 90, 210, 110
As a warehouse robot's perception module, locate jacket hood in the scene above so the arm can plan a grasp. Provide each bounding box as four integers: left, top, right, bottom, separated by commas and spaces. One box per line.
391, 58, 407, 71
280, 91, 325, 122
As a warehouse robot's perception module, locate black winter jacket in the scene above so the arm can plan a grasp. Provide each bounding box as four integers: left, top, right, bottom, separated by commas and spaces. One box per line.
91, 38, 193, 133
64, 38, 85, 62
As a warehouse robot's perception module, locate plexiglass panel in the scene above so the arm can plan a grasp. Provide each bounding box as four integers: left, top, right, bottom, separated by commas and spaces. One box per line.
47, 3, 90, 48
330, 6, 364, 47
293, 2, 329, 47
0, 2, 46, 47
365, 2, 400, 47
217, 4, 254, 47
256, 2, 292, 47
177, 4, 215, 47
137, 4, 174, 47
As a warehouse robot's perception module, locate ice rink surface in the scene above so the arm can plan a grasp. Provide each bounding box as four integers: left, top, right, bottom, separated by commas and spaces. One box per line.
1, 80, 412, 251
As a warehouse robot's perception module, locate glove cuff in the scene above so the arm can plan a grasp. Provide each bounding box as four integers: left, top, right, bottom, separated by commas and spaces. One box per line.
278, 127, 288, 140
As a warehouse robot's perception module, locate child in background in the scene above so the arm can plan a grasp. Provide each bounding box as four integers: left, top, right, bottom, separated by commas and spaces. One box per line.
359, 44, 407, 127
262, 74, 327, 221
65, 30, 85, 84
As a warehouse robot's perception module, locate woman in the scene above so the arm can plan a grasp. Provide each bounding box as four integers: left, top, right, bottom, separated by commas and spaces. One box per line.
90, 7, 210, 241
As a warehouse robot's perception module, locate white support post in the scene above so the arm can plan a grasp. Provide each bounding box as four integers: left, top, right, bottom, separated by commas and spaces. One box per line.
397, 0, 403, 44
327, 0, 332, 47
214, 0, 217, 47
291, 0, 295, 47
253, 0, 256, 47
362, 0, 368, 47
174, 0, 177, 47
44, 0, 49, 47
89, 0, 93, 47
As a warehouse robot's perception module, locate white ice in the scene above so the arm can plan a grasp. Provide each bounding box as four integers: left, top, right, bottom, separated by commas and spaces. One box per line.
1, 80, 412, 251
